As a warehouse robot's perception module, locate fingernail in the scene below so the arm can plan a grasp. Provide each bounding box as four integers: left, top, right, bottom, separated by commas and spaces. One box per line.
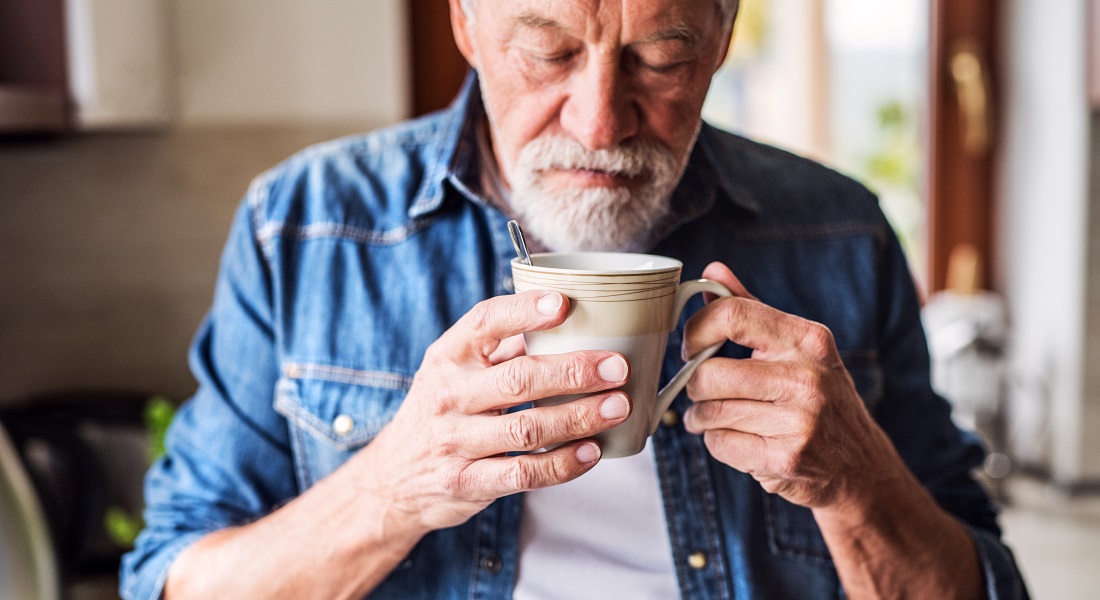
576, 442, 601, 463
599, 392, 630, 420
537, 292, 563, 316
598, 355, 628, 382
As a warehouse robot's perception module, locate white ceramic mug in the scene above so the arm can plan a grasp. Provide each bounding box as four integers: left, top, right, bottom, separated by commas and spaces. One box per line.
511, 252, 732, 458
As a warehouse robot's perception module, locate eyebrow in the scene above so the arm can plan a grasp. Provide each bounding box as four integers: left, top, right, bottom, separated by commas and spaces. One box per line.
639, 23, 697, 46
513, 11, 564, 31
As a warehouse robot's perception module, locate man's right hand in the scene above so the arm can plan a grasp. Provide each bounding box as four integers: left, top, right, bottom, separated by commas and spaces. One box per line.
164, 290, 632, 600
349, 290, 633, 533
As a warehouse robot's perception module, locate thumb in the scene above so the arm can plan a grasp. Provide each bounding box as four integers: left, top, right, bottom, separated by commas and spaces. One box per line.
701, 261, 756, 302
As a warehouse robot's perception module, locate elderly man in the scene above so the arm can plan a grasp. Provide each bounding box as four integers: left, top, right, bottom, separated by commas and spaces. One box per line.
121, 0, 1027, 598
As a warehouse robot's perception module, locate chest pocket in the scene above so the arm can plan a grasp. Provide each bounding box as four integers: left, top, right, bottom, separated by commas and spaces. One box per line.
763, 357, 884, 570
274, 362, 411, 490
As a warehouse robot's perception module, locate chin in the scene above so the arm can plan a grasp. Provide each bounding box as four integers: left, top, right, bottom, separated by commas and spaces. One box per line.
503, 132, 690, 252
510, 183, 671, 253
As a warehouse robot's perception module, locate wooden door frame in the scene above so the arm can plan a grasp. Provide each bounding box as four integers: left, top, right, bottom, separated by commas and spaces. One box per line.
927, 0, 1000, 292
0, 0, 69, 132
406, 1, 469, 117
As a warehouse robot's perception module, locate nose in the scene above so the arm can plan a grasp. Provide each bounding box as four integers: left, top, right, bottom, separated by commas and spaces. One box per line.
560, 55, 639, 151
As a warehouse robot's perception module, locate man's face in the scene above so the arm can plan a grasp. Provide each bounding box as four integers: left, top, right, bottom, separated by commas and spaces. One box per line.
452, 0, 732, 251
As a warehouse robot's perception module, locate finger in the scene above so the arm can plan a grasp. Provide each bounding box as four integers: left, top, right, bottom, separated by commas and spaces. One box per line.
488, 334, 526, 365
685, 357, 805, 402
701, 429, 770, 476
700, 262, 756, 302
682, 296, 833, 361
462, 351, 629, 414
683, 398, 795, 438
463, 439, 603, 496
438, 291, 569, 364
463, 391, 631, 456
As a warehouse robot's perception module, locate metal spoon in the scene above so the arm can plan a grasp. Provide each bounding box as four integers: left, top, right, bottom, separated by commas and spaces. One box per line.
507, 219, 532, 266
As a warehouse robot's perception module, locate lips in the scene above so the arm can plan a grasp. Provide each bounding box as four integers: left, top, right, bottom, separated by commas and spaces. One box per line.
541, 167, 638, 187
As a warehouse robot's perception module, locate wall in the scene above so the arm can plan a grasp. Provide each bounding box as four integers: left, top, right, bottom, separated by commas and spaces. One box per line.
998, 0, 1100, 486
0, 2, 409, 406
0, 127, 364, 405
65, 0, 174, 128
172, 0, 408, 125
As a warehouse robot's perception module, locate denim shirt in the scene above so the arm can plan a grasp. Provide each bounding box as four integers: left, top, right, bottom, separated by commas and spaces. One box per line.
121, 77, 1028, 600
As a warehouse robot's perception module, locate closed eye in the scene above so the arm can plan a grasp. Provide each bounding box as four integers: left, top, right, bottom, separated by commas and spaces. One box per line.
626, 51, 690, 76
642, 60, 688, 74
538, 49, 579, 64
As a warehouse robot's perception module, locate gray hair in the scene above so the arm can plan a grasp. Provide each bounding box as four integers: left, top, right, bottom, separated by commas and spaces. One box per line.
461, 0, 740, 28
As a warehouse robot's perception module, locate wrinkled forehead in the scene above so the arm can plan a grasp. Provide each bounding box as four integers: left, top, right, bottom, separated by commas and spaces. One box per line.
479, 0, 728, 39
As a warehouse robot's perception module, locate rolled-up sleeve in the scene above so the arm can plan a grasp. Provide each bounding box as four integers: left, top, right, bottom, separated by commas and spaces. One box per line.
872, 224, 1029, 599
120, 191, 297, 600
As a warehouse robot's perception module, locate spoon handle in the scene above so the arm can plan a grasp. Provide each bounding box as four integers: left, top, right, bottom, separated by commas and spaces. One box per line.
507, 220, 533, 265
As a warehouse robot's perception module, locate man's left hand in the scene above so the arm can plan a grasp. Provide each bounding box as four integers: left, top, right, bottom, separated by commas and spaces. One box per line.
682, 262, 902, 509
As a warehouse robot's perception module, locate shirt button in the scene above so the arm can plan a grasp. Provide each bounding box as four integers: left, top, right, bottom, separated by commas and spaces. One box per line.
332, 414, 354, 436
687, 551, 707, 570
480, 553, 503, 574
662, 409, 680, 427
503, 276, 515, 292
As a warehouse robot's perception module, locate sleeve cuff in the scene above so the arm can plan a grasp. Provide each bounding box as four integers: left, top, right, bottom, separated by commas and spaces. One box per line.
964, 523, 1030, 600
119, 531, 207, 600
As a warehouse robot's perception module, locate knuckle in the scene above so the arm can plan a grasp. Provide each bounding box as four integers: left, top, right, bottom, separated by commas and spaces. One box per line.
798, 322, 835, 359
564, 400, 594, 433
686, 363, 709, 397
791, 366, 823, 400
504, 412, 541, 450
560, 356, 590, 391
718, 297, 741, 327
760, 479, 783, 495
686, 361, 712, 398
693, 401, 715, 424
702, 430, 723, 454
428, 387, 457, 416
505, 456, 541, 490
703, 431, 735, 465
439, 463, 467, 497
777, 447, 803, 478
496, 359, 531, 399
685, 377, 699, 398
792, 409, 816, 436
467, 300, 493, 333
421, 342, 447, 369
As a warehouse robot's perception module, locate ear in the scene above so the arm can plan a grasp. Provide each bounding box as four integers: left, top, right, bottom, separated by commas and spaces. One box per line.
449, 0, 479, 68
712, 25, 734, 74
712, 5, 738, 73
714, 36, 732, 73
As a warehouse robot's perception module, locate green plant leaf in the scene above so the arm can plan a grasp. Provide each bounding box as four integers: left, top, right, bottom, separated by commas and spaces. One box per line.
104, 506, 144, 549
144, 395, 176, 464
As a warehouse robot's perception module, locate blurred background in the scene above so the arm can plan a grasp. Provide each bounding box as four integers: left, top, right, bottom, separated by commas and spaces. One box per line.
1, 0, 1098, 598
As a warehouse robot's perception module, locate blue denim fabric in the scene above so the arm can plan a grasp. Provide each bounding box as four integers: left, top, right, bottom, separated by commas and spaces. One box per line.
120, 76, 1028, 599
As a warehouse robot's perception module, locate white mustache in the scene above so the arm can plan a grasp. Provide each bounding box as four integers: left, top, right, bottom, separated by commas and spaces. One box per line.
517, 135, 675, 179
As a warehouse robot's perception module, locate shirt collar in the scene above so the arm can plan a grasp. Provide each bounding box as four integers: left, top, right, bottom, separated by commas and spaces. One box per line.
408, 70, 761, 220
694, 123, 762, 215
407, 71, 482, 219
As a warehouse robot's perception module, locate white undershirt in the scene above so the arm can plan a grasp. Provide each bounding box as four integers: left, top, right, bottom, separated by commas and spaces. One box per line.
513, 441, 679, 599
473, 117, 678, 597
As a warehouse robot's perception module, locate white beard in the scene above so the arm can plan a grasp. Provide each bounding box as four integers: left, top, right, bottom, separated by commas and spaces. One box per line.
504, 134, 691, 253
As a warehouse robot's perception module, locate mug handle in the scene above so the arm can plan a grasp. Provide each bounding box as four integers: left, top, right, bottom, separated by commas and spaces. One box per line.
652, 279, 733, 425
